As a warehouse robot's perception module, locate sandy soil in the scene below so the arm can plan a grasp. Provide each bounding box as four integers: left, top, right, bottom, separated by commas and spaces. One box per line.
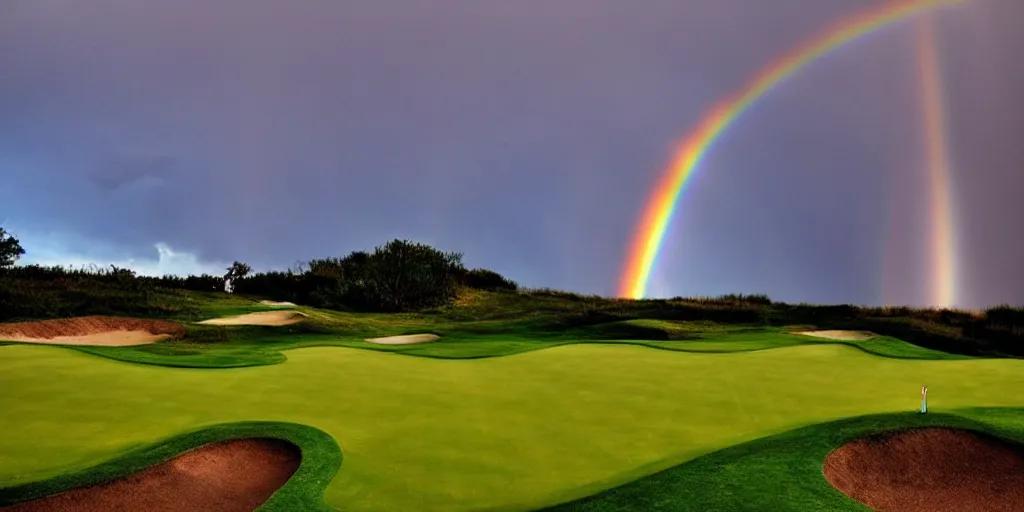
823, 427, 1024, 512
365, 334, 440, 345
1, 438, 300, 512
259, 301, 296, 307
794, 330, 876, 341
0, 316, 184, 346
197, 311, 306, 327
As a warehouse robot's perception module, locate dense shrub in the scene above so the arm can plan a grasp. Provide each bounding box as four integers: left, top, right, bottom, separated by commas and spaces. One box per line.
984, 305, 1024, 326
717, 293, 772, 305
233, 240, 464, 312
459, 268, 519, 292
360, 239, 464, 312
231, 270, 298, 301
0, 265, 196, 321
146, 274, 225, 292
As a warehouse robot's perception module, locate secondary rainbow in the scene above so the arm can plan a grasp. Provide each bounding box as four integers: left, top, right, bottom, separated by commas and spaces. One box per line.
914, 14, 957, 308
619, 0, 965, 299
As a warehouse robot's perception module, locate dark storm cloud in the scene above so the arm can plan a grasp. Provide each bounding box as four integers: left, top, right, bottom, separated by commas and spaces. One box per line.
89, 153, 175, 191
1, 0, 1021, 307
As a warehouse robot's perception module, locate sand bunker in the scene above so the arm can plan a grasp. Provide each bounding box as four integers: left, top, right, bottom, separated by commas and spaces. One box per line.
259, 300, 296, 307
0, 316, 184, 347
1, 438, 300, 512
364, 334, 440, 345
823, 428, 1024, 512
795, 330, 876, 341
197, 311, 306, 327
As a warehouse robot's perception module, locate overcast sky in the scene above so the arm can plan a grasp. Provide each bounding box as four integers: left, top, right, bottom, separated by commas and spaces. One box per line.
1, 0, 1021, 309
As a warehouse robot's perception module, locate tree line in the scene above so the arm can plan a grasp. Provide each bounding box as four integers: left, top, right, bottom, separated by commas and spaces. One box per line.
0, 227, 518, 315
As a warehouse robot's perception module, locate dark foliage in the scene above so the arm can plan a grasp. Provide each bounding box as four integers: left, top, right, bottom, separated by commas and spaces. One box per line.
0, 227, 26, 268
149, 274, 226, 292
459, 268, 519, 292
0, 265, 200, 321
234, 240, 464, 312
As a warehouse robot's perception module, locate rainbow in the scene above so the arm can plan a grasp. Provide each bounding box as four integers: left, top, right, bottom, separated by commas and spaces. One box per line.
619, 0, 965, 299
914, 13, 957, 308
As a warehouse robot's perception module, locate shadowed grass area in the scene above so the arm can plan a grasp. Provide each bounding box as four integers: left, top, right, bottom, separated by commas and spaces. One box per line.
541, 408, 1024, 511
0, 421, 341, 512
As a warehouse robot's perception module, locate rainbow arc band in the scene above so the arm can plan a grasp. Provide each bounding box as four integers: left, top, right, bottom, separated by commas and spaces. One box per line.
619, 0, 965, 300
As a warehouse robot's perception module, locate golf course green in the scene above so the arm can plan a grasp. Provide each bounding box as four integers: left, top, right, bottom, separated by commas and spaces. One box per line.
2, 312, 1023, 511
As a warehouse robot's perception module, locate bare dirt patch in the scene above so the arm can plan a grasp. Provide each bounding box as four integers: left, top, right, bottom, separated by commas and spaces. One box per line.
0, 316, 184, 346
795, 330, 876, 341
365, 334, 440, 345
1, 438, 300, 512
259, 301, 296, 307
823, 427, 1024, 512
197, 311, 306, 327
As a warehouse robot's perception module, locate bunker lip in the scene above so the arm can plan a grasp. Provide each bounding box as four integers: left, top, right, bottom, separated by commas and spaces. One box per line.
823, 427, 1024, 512
197, 311, 306, 327
259, 300, 297, 307
794, 329, 876, 341
0, 316, 185, 346
365, 334, 440, 345
0, 438, 301, 512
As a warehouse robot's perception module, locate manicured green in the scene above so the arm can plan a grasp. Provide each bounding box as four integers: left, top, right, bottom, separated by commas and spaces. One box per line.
2, 342, 1022, 511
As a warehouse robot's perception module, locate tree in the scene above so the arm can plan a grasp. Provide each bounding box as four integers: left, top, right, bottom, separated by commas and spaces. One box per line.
0, 227, 25, 268
459, 268, 519, 292
363, 239, 464, 312
224, 261, 252, 293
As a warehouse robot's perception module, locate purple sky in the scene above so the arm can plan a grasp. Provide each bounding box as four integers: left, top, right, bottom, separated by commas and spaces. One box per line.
1, 0, 1021, 309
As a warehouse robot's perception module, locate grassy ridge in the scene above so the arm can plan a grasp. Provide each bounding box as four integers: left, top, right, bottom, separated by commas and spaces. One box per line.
0, 421, 341, 512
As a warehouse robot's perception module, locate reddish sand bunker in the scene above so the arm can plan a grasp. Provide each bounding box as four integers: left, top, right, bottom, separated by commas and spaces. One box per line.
1, 438, 300, 512
823, 428, 1024, 512
0, 316, 185, 346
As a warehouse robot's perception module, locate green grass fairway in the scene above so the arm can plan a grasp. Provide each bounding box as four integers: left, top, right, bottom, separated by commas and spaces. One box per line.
2, 342, 1023, 511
